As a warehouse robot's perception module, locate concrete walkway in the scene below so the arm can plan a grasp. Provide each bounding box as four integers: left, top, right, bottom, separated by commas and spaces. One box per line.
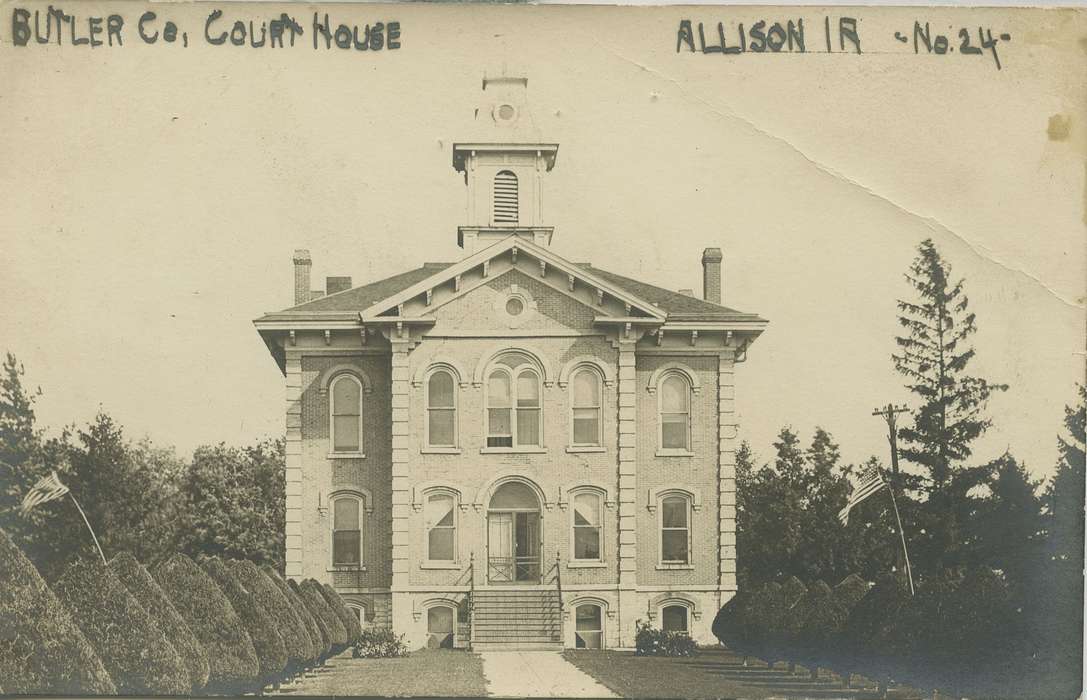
481, 651, 618, 698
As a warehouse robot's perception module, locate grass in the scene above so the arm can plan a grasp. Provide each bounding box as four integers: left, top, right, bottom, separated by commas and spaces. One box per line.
564, 648, 921, 699
276, 649, 487, 697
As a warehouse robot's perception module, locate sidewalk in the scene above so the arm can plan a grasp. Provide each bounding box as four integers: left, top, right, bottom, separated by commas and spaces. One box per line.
481, 651, 618, 698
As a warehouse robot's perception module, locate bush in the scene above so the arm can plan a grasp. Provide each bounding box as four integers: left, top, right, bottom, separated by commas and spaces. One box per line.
153, 552, 259, 692
300, 578, 349, 650
264, 566, 330, 659
320, 582, 364, 644
833, 573, 869, 610
0, 528, 116, 695
353, 627, 408, 658
230, 559, 316, 671
763, 578, 806, 668
711, 589, 748, 652
54, 558, 190, 694
634, 620, 698, 656
841, 573, 911, 689
110, 552, 210, 691
201, 556, 288, 686
289, 578, 333, 654
786, 580, 850, 678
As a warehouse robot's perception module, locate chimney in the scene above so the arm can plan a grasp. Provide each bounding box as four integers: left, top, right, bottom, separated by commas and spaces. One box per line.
702, 247, 723, 304
293, 249, 312, 305
326, 276, 352, 296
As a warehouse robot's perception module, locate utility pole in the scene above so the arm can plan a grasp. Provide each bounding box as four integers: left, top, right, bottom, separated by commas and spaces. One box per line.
872, 403, 915, 595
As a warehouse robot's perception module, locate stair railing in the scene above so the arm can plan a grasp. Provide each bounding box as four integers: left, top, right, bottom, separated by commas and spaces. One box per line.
467, 551, 475, 650
554, 550, 564, 644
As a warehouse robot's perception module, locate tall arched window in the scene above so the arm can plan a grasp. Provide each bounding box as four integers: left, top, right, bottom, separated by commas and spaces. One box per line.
426, 369, 457, 448
425, 492, 457, 563
493, 170, 518, 224
659, 493, 691, 565
486, 364, 542, 448
332, 494, 363, 567
658, 373, 691, 452
570, 368, 602, 447
330, 374, 363, 454
572, 490, 602, 562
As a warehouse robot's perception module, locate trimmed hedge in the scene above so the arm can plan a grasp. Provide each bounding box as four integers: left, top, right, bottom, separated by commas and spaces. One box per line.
153, 552, 259, 692
54, 558, 190, 695
786, 580, 850, 678
201, 556, 288, 686
289, 578, 333, 654
110, 552, 210, 691
299, 578, 349, 650
320, 582, 364, 644
230, 559, 316, 669
264, 566, 330, 659
0, 528, 116, 695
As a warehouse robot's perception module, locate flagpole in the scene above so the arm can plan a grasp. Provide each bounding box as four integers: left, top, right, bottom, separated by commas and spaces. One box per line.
885, 485, 915, 596
68, 492, 107, 566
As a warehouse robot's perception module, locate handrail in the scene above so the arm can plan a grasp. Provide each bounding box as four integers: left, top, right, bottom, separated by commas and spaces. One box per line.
467, 552, 475, 650
554, 550, 563, 613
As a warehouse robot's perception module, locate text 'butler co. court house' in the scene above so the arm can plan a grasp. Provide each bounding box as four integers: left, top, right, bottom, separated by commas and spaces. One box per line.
253, 76, 768, 651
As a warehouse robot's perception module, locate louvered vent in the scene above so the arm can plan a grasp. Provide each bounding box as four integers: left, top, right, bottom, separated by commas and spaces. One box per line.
493, 170, 519, 224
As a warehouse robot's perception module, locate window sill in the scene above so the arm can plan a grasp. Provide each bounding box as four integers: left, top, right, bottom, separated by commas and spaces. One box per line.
566, 446, 606, 454
420, 562, 462, 570
656, 563, 695, 571
480, 446, 547, 454
328, 452, 366, 460
567, 561, 608, 569
655, 449, 695, 458
421, 447, 462, 454
328, 566, 367, 572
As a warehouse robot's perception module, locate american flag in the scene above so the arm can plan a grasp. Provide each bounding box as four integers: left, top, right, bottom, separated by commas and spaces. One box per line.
838, 463, 887, 525
20, 472, 69, 516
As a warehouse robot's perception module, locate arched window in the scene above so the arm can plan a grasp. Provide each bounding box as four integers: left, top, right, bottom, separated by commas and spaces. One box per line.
570, 368, 602, 447
426, 369, 457, 448
345, 603, 368, 629
330, 374, 363, 454
658, 373, 691, 452
659, 493, 691, 565
575, 604, 603, 649
493, 170, 518, 225
427, 605, 455, 649
332, 494, 363, 567
571, 490, 602, 562
662, 604, 689, 634
486, 364, 542, 448
425, 492, 457, 563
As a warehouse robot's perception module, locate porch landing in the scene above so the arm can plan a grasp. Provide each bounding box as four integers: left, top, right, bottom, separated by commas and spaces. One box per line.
481, 650, 618, 698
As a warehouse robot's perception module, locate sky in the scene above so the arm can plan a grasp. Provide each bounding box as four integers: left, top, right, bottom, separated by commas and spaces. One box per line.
1, 3, 1083, 480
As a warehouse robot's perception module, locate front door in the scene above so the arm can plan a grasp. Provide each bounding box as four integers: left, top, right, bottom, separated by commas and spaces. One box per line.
487, 511, 540, 583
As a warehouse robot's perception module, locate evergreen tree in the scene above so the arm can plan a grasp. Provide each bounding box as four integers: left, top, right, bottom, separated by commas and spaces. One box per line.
893, 238, 1007, 570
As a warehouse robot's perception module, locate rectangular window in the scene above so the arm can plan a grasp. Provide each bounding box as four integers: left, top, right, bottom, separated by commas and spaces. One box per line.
332, 498, 361, 566
660, 497, 690, 564
425, 494, 456, 562
487, 372, 513, 448
515, 371, 541, 446
427, 371, 457, 447
571, 370, 602, 446
660, 415, 688, 450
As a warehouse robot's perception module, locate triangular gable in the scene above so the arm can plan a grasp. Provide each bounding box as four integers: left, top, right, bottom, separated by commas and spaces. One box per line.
357, 235, 667, 322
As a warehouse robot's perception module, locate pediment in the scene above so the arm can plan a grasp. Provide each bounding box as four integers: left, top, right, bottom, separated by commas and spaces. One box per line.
429, 268, 599, 332
357, 236, 666, 325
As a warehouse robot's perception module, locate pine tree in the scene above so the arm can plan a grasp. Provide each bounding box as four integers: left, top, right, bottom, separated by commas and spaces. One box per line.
892, 238, 1007, 570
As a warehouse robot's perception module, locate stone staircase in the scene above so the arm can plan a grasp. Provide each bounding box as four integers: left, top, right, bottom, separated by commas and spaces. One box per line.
470, 589, 563, 650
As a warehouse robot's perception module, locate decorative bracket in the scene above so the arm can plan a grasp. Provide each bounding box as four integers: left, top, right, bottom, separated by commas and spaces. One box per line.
454, 274, 462, 292
690, 330, 698, 346
425, 289, 433, 306
511, 247, 518, 264
324, 330, 331, 346
482, 260, 490, 278
539, 260, 547, 277
289, 330, 296, 346
567, 274, 575, 292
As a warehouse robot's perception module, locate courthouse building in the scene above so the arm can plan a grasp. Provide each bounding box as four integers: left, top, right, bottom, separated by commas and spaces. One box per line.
254, 77, 767, 650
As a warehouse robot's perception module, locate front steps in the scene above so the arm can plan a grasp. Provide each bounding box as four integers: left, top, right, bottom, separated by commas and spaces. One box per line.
471, 589, 563, 650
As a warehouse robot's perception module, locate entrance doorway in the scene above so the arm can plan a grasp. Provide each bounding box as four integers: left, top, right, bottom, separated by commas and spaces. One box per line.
487, 481, 541, 583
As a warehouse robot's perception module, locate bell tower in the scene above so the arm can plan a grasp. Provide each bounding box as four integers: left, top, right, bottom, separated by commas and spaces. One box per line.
452, 76, 558, 255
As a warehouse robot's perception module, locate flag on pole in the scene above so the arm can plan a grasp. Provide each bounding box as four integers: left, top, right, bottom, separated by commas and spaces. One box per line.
20, 471, 70, 516
838, 463, 888, 525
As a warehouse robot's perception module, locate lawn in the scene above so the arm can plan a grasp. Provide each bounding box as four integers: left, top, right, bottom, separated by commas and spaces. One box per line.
564, 648, 917, 699
276, 649, 488, 697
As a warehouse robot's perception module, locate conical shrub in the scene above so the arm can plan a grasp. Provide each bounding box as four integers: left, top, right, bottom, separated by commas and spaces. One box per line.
300, 579, 349, 650
201, 556, 287, 686
320, 582, 364, 644
263, 566, 330, 659
153, 552, 259, 692
0, 528, 116, 695
290, 578, 334, 654
110, 552, 210, 691
230, 559, 316, 670
54, 558, 190, 694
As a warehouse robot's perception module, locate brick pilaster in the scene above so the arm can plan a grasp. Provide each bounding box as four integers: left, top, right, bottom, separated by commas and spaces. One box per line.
718, 351, 737, 591
285, 351, 304, 578
616, 339, 639, 646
